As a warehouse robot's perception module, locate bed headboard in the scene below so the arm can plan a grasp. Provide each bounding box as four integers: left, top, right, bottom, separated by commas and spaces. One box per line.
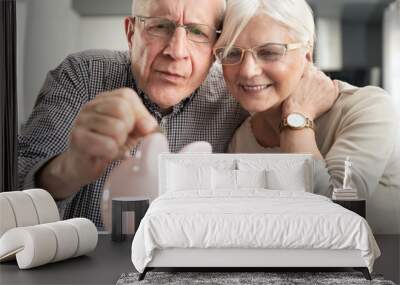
158, 153, 314, 194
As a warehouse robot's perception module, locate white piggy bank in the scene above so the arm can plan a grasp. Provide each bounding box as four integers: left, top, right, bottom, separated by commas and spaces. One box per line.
101, 132, 212, 232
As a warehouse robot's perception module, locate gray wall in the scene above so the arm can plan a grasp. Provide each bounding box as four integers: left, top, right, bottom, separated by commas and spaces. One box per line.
17, 0, 127, 126
17, 0, 80, 127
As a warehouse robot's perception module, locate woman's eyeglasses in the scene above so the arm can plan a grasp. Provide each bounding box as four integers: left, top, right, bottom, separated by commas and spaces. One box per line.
214, 42, 308, 65
133, 15, 221, 44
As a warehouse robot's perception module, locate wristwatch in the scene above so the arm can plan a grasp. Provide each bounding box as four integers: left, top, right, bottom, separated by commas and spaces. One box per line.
279, 112, 314, 132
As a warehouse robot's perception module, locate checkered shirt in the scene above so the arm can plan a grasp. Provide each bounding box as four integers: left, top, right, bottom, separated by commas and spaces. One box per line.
18, 49, 248, 228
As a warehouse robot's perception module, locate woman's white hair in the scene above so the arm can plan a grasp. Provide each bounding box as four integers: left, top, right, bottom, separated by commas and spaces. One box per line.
216, 0, 315, 51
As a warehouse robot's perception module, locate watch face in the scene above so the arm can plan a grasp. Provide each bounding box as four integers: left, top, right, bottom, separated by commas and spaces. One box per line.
287, 113, 306, 128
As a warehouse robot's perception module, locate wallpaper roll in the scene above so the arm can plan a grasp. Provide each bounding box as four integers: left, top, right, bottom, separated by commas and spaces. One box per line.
0, 192, 39, 227
24, 189, 60, 224
0, 226, 57, 269
0, 196, 17, 237
0, 189, 98, 269
65, 218, 98, 257
42, 221, 79, 262
0, 218, 98, 269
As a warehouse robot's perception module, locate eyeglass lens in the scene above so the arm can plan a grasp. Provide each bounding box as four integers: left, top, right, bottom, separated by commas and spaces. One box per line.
143, 17, 215, 43
216, 44, 287, 64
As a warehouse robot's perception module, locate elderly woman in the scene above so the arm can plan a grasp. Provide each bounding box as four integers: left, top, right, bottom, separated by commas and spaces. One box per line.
214, 0, 400, 200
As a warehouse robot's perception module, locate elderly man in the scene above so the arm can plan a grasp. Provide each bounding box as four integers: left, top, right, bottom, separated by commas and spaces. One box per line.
18, 0, 248, 227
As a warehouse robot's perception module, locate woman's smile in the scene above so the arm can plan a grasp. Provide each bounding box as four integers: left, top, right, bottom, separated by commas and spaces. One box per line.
239, 83, 273, 93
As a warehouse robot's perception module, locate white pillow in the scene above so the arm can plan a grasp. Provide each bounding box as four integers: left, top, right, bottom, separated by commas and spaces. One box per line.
236, 169, 268, 188
167, 163, 212, 191
212, 168, 237, 190
238, 159, 309, 192
266, 168, 306, 191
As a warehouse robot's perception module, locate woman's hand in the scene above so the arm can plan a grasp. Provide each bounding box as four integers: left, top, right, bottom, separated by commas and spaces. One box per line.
277, 64, 338, 160
282, 64, 339, 120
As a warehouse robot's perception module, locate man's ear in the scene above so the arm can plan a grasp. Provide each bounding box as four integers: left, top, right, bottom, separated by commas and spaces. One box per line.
124, 17, 135, 50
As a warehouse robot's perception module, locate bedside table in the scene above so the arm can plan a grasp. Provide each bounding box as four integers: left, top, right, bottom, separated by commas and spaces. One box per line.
112, 197, 149, 242
332, 199, 366, 218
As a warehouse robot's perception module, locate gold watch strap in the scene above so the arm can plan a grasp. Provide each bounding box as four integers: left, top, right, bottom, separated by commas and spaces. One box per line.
279, 117, 314, 132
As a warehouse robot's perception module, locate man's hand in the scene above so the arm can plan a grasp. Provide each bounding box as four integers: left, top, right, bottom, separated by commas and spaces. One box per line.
282, 64, 339, 120
38, 88, 158, 199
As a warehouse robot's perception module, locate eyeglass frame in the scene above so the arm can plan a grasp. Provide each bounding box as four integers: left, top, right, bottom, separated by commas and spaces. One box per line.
131, 15, 222, 44
213, 42, 310, 65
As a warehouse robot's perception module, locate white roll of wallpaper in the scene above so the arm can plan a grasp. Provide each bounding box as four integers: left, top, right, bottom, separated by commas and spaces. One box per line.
65, 218, 98, 257
0, 226, 57, 269
23, 189, 60, 224
0, 189, 97, 269
0, 192, 39, 227
42, 221, 79, 262
0, 196, 17, 237
0, 218, 98, 269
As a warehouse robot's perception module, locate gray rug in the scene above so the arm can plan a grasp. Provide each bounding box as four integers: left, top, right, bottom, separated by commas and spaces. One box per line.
117, 271, 396, 285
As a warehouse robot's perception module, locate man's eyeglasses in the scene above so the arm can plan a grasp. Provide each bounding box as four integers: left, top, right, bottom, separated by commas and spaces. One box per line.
133, 16, 221, 44
214, 42, 308, 65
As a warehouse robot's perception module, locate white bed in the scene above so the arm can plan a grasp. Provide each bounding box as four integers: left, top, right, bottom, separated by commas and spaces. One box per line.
131, 154, 380, 280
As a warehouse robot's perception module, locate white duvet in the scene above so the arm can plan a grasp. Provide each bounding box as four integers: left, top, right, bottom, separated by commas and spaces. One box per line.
131, 190, 380, 273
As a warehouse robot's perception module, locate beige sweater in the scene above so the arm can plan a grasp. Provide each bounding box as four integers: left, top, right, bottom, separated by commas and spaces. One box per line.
229, 81, 400, 200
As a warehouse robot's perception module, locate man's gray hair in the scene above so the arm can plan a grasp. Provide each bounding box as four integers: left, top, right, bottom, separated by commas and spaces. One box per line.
131, 0, 226, 27
216, 0, 315, 51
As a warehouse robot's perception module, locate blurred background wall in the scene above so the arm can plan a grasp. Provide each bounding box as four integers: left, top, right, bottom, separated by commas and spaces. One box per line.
16, 0, 127, 126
